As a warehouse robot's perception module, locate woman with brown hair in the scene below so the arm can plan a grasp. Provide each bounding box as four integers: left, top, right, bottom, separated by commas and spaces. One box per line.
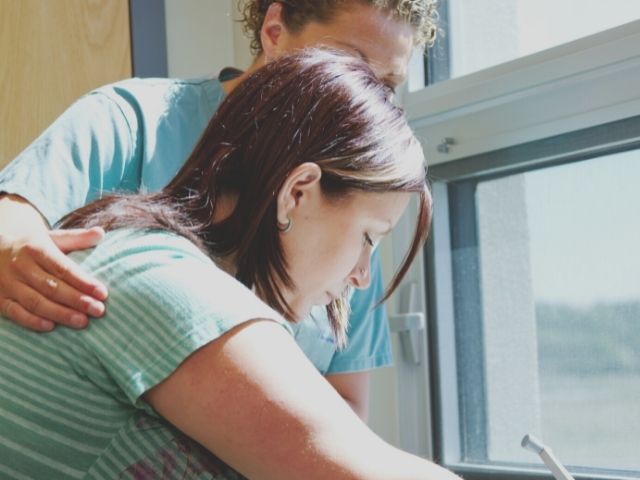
1, 0, 439, 423
0, 49, 459, 479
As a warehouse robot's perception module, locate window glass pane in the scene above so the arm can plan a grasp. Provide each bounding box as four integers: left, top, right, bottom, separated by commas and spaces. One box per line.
449, 150, 640, 471
442, 0, 640, 81
526, 152, 640, 471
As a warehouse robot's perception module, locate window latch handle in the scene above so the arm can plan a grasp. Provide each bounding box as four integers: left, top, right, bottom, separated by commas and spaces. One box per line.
389, 312, 425, 364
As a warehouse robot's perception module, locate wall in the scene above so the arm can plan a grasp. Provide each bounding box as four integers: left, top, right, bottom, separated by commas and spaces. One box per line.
164, 0, 252, 78
0, 0, 131, 168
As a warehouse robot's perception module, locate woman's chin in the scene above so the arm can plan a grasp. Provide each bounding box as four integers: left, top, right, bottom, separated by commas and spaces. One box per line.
287, 295, 328, 321
287, 303, 311, 322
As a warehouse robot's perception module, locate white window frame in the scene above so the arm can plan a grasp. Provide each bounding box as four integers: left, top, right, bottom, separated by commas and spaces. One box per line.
402, 20, 640, 165
384, 18, 640, 480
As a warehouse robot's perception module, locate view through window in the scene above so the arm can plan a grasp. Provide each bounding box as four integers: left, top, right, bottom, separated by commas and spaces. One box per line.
426, 0, 640, 84
438, 148, 640, 475
525, 152, 640, 470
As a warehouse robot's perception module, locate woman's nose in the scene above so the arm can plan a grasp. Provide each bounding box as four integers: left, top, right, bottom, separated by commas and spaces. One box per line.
349, 259, 371, 290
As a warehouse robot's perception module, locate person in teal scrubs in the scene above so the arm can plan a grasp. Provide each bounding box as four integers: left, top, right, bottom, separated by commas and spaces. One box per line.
0, 48, 461, 480
0, 0, 438, 418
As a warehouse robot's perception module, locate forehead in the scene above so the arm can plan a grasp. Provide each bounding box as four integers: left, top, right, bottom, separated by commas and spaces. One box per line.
294, 3, 415, 87
335, 190, 410, 229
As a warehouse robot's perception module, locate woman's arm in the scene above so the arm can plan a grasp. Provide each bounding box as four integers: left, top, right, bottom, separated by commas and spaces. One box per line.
146, 319, 462, 480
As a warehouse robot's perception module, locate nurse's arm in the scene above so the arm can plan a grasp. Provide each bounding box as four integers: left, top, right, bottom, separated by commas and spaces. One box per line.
146, 319, 462, 480
0, 193, 107, 330
326, 371, 370, 421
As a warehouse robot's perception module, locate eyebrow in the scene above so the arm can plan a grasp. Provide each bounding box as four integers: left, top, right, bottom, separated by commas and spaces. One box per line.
332, 41, 404, 88
333, 40, 369, 63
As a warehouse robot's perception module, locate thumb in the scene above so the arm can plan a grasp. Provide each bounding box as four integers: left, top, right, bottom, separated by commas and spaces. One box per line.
49, 227, 105, 253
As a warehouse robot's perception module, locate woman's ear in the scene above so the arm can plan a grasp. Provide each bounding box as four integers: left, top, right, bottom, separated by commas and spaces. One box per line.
260, 2, 288, 62
276, 163, 322, 225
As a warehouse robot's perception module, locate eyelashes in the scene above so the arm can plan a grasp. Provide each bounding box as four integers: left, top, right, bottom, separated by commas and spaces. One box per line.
364, 233, 375, 247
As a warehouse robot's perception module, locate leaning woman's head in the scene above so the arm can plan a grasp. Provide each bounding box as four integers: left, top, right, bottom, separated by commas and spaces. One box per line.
63, 49, 431, 347
171, 48, 430, 345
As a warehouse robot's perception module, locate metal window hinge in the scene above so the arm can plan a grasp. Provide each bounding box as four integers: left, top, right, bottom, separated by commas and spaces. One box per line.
437, 137, 455, 154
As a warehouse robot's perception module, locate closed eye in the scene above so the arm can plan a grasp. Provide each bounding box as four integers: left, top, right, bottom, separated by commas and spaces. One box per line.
364, 233, 374, 247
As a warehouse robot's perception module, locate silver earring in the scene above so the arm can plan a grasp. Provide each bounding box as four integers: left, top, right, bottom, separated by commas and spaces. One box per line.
278, 217, 293, 233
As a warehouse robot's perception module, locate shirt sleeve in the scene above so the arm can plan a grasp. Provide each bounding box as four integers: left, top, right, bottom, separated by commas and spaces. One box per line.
66, 230, 291, 411
326, 249, 393, 374
0, 91, 142, 226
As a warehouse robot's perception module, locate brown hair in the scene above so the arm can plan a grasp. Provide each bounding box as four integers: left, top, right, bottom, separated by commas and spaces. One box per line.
240, 0, 439, 55
60, 49, 431, 347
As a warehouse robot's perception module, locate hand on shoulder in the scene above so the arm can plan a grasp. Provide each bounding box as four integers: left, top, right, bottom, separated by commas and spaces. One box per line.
0, 226, 107, 331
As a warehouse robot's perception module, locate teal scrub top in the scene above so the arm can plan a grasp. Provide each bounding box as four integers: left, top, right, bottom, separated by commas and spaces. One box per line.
0, 74, 392, 374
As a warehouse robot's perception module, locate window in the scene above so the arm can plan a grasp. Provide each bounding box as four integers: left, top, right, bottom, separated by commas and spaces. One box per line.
388, 7, 640, 480
427, 123, 640, 478
419, 0, 640, 88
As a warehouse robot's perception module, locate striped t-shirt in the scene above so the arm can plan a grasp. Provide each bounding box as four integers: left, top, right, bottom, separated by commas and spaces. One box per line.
0, 229, 292, 479
0, 75, 392, 379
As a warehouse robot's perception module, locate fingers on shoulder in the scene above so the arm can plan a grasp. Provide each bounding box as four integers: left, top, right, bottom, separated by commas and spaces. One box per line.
0, 297, 54, 331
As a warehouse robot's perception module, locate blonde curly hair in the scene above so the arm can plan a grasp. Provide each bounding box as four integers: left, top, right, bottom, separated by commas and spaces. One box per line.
239, 0, 439, 56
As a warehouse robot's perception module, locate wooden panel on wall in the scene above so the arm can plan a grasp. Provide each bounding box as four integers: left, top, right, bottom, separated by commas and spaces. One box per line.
0, 0, 132, 168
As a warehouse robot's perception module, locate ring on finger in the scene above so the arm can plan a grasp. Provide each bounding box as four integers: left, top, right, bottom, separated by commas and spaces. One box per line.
44, 277, 59, 291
